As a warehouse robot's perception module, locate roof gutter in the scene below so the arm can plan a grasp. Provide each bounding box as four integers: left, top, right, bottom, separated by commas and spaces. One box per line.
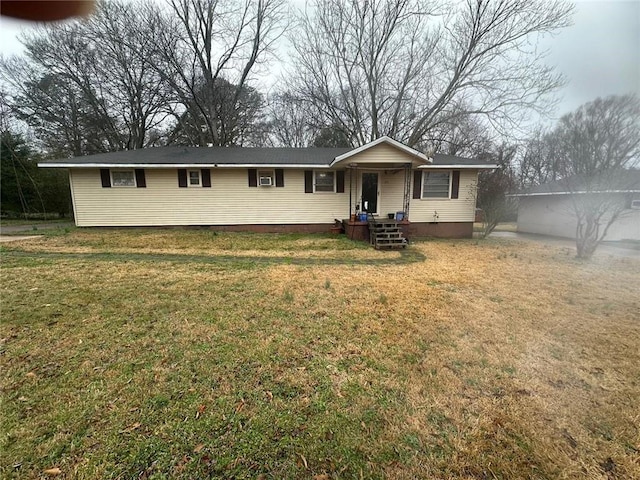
39, 162, 498, 170
508, 190, 640, 197
38, 163, 333, 169
417, 164, 497, 169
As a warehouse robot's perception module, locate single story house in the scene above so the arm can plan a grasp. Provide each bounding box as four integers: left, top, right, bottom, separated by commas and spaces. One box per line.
38, 136, 495, 238
512, 171, 640, 241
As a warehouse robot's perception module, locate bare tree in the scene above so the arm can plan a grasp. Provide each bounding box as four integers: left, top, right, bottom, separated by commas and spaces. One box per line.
85, 0, 170, 149
149, 0, 287, 146
549, 94, 640, 258
474, 143, 517, 238
287, 0, 573, 148
517, 127, 563, 189
266, 92, 316, 147
1, 57, 111, 156
0, 89, 13, 132
427, 108, 494, 158
166, 78, 268, 146
0, 0, 169, 155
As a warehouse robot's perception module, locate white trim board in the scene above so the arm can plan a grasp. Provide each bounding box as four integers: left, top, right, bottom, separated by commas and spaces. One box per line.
39, 163, 331, 169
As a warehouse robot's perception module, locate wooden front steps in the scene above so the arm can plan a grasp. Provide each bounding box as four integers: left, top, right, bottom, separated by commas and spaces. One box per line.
368, 216, 408, 250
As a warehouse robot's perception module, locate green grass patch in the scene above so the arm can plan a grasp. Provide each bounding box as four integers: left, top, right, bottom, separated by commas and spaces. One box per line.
1, 229, 639, 479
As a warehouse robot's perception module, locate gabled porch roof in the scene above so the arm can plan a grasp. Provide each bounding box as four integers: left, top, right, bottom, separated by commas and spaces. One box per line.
330, 136, 431, 167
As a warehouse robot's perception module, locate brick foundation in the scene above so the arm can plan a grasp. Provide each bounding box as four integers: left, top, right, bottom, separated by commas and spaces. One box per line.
343, 221, 369, 242
204, 223, 335, 234
405, 222, 473, 238
343, 220, 473, 242
92, 222, 472, 238
343, 219, 411, 242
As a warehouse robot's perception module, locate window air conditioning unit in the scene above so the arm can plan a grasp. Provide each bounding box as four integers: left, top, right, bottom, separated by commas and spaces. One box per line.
259, 176, 273, 186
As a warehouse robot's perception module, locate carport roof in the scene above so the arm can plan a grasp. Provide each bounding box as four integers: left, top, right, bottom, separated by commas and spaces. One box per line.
510, 170, 640, 196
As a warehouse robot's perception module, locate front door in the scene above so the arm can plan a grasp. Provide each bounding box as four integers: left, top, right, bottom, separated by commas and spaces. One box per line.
361, 172, 379, 214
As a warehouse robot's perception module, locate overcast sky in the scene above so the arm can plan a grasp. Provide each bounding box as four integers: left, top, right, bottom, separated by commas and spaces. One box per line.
0, 0, 638, 121
539, 0, 639, 117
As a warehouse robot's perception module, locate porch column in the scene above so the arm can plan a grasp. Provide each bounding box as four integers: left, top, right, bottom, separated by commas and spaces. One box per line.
403, 163, 411, 219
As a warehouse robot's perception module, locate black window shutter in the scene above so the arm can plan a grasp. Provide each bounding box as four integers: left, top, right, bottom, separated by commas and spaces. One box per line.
412, 170, 422, 199
275, 169, 284, 187
135, 169, 146, 188
248, 169, 257, 187
178, 169, 187, 188
100, 169, 111, 188
451, 170, 460, 199
336, 170, 345, 193
304, 170, 313, 193
201, 168, 211, 188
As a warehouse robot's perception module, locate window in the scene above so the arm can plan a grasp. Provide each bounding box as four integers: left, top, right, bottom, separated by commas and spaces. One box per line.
315, 171, 335, 192
258, 170, 274, 186
422, 171, 450, 198
631, 199, 640, 210
189, 170, 201, 186
111, 170, 136, 187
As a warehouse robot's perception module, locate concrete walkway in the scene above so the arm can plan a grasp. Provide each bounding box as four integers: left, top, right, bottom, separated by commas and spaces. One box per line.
0, 235, 43, 243
490, 231, 640, 259
0, 222, 74, 234
0, 222, 72, 244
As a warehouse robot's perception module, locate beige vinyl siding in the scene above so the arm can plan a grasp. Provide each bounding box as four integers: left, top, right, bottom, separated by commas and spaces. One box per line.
345, 169, 409, 215
340, 143, 478, 222
409, 169, 478, 222
71, 168, 351, 227
378, 169, 407, 216
338, 142, 417, 165
346, 169, 478, 222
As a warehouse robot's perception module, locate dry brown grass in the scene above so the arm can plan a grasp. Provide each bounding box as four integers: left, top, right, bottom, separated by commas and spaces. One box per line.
1, 231, 638, 479
261, 240, 640, 478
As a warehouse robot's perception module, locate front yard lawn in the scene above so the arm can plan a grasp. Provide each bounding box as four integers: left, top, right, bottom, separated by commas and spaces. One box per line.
1, 230, 638, 479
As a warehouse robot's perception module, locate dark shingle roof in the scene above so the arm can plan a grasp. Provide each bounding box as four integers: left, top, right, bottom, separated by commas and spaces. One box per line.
38, 145, 494, 168
512, 170, 640, 196
39, 146, 353, 166
431, 153, 490, 166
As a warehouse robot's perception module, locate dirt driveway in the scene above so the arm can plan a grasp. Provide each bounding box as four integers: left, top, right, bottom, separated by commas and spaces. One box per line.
490, 231, 640, 259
